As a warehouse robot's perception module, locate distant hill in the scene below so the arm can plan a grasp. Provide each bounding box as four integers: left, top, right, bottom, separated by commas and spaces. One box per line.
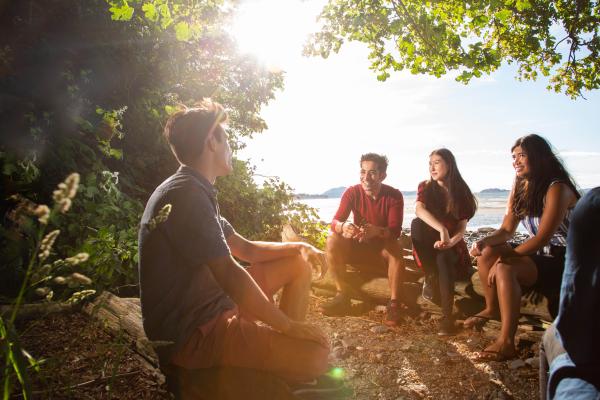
296, 186, 347, 199
479, 188, 510, 194
322, 186, 347, 198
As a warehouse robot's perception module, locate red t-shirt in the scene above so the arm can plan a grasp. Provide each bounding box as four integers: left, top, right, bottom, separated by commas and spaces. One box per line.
331, 184, 404, 239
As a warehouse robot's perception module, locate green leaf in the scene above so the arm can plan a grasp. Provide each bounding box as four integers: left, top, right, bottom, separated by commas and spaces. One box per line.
109, 2, 134, 21
494, 9, 511, 23
142, 3, 158, 22
174, 21, 191, 41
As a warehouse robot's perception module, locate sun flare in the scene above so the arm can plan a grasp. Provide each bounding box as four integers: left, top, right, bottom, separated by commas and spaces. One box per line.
229, 0, 322, 69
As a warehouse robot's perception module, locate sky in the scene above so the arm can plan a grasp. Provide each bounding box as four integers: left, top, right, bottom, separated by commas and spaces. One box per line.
231, 0, 600, 194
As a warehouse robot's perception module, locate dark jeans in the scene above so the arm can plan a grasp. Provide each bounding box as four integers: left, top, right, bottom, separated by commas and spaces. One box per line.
411, 218, 458, 318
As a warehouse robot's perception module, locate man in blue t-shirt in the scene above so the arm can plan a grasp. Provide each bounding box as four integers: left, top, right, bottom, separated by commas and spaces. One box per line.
138, 100, 331, 386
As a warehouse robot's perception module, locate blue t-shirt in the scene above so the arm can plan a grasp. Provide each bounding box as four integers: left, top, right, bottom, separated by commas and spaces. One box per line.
138, 166, 235, 363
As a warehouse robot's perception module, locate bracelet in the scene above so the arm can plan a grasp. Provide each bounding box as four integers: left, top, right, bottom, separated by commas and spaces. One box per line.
340, 221, 346, 233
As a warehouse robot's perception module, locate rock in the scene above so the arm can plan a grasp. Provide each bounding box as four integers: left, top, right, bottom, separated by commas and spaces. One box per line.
375, 305, 387, 313
400, 344, 413, 352
508, 359, 526, 369
525, 357, 540, 368
477, 227, 495, 234
356, 346, 365, 351
370, 325, 390, 334
332, 346, 348, 359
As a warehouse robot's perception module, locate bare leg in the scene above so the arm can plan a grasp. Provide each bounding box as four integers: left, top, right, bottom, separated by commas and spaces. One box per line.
249, 254, 312, 321
474, 245, 512, 317
382, 239, 405, 301
484, 256, 537, 356
325, 233, 351, 293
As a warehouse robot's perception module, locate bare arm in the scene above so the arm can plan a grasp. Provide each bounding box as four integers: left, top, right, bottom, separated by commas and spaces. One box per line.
415, 201, 450, 244
227, 233, 328, 278
439, 219, 468, 249
513, 183, 577, 255
470, 198, 520, 256
228, 233, 302, 263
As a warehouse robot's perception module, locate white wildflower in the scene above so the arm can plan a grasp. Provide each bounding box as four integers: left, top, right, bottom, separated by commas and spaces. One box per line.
35, 287, 51, 297
38, 230, 60, 261
65, 252, 89, 266
67, 289, 96, 304
68, 272, 92, 286
33, 204, 50, 224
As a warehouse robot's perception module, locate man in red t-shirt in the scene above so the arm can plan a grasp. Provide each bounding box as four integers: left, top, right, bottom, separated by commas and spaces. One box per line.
321, 153, 405, 325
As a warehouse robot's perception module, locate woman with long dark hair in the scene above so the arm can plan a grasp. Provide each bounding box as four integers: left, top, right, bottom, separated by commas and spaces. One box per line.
466, 134, 580, 361
411, 148, 477, 335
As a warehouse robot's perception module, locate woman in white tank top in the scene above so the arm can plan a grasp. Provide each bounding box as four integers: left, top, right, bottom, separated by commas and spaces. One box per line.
465, 134, 579, 361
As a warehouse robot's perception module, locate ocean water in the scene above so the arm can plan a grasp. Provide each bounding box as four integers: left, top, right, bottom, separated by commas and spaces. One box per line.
299, 192, 527, 232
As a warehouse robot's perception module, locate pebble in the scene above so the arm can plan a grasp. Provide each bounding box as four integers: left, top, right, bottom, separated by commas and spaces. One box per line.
508, 359, 526, 369
332, 346, 348, 359
370, 325, 390, 334
525, 357, 540, 368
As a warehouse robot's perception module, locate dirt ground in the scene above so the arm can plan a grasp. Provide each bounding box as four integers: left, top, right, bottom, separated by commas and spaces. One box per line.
15, 293, 542, 399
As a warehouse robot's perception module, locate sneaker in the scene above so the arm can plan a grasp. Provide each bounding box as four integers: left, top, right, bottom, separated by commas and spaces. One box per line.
320, 293, 351, 316
384, 299, 402, 326
291, 374, 352, 399
437, 317, 456, 336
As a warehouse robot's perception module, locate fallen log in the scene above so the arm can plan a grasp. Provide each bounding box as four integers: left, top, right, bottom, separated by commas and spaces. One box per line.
0, 301, 77, 322
82, 291, 158, 367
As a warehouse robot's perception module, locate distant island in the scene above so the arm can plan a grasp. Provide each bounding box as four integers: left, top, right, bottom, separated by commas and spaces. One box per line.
297, 187, 515, 199
478, 188, 510, 194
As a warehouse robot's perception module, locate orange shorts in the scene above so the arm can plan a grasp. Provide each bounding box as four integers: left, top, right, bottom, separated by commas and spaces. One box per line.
170, 265, 328, 382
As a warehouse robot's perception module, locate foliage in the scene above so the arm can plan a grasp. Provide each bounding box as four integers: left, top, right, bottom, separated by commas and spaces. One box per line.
1, 173, 94, 399
217, 159, 326, 247
305, 0, 600, 98
0, 0, 322, 302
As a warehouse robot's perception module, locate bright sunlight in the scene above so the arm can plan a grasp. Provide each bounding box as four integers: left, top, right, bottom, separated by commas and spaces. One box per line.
229, 0, 323, 69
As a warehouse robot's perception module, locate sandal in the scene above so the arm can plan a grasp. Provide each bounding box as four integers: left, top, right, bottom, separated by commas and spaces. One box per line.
474, 350, 517, 362
463, 314, 493, 330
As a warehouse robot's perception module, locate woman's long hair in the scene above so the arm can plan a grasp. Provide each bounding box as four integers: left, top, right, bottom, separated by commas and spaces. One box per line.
511, 134, 579, 218
423, 148, 477, 221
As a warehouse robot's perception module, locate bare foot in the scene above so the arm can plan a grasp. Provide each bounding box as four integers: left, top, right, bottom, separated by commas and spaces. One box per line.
463, 309, 499, 329
478, 340, 517, 361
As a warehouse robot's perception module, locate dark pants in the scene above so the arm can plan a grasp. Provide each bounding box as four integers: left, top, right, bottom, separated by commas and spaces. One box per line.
411, 218, 458, 318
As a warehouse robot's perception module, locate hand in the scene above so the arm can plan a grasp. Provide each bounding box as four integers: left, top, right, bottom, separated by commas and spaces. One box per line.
360, 223, 382, 241
299, 243, 328, 280
341, 222, 359, 239
470, 240, 484, 256
434, 228, 451, 249
434, 240, 450, 249
487, 262, 498, 287
282, 320, 330, 348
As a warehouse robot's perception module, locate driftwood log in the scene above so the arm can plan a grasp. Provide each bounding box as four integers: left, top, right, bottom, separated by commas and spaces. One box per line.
82, 292, 160, 375
282, 224, 554, 323
0, 301, 77, 321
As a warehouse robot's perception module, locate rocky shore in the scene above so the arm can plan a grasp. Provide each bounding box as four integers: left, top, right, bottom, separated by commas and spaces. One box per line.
400, 227, 530, 251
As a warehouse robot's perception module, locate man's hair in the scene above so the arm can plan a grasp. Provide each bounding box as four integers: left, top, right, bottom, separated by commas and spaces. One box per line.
360, 153, 388, 173
163, 99, 227, 164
